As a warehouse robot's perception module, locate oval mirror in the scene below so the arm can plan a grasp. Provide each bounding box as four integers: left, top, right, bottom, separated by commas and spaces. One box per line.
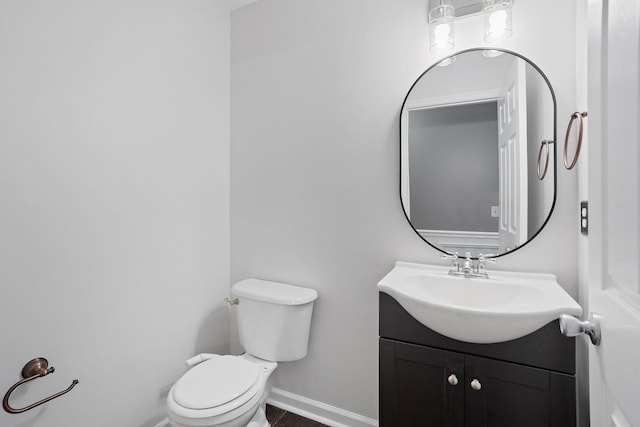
400, 49, 556, 258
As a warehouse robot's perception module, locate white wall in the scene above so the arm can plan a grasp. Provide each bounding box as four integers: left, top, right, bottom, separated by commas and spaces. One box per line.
408, 51, 511, 100
0, 1, 231, 426
526, 65, 555, 236
231, 0, 579, 422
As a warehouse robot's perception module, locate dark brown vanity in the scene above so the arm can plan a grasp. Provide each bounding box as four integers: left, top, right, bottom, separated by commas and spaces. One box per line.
379, 292, 576, 426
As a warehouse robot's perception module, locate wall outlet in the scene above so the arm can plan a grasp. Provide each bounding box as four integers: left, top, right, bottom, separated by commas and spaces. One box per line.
491, 206, 499, 218
581, 201, 588, 235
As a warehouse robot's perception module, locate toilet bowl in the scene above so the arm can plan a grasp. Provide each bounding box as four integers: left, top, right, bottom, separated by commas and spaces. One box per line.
164, 279, 318, 427
167, 354, 277, 427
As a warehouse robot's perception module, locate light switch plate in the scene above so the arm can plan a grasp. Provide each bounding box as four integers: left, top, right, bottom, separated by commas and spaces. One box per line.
491, 206, 499, 218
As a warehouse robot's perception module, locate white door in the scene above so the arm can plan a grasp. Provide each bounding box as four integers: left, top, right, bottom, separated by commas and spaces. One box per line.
497, 57, 527, 253
587, 0, 640, 426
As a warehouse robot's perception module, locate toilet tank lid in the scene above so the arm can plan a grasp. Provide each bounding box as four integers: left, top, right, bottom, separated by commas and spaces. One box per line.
232, 279, 318, 305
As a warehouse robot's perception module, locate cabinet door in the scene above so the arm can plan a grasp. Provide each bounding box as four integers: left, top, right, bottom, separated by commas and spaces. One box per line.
380, 338, 464, 427
464, 355, 575, 427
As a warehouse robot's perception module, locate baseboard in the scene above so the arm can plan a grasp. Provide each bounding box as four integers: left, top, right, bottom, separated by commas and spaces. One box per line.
267, 387, 378, 427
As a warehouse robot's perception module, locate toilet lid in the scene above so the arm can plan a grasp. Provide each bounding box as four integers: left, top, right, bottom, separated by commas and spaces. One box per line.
173, 356, 261, 410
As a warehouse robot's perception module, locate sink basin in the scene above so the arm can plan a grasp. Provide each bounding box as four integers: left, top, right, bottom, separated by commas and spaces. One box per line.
378, 261, 582, 343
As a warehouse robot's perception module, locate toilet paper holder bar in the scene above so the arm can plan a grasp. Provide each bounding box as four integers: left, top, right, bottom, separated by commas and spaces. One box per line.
2, 358, 79, 414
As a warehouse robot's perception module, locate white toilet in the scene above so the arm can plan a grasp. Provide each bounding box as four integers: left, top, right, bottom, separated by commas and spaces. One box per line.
165, 278, 318, 427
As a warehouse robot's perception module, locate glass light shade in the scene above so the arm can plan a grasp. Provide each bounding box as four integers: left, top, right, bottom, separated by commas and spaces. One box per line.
483, 0, 513, 42
429, 4, 455, 53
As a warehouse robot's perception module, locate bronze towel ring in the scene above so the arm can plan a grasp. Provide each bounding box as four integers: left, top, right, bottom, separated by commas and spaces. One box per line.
564, 111, 588, 170
537, 139, 554, 180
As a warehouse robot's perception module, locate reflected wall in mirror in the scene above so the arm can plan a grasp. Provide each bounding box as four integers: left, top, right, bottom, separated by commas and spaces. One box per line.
400, 49, 556, 258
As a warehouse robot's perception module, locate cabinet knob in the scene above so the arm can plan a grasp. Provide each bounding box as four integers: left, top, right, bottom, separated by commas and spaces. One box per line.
447, 374, 458, 386
470, 379, 482, 391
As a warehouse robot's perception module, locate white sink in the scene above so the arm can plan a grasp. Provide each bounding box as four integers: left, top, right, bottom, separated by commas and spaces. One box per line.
378, 261, 582, 343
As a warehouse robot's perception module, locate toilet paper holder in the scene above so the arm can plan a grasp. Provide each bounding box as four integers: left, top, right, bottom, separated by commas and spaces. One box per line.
2, 358, 79, 414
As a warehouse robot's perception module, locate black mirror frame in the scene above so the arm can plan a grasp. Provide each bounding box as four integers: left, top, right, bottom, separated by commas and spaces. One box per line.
399, 48, 557, 260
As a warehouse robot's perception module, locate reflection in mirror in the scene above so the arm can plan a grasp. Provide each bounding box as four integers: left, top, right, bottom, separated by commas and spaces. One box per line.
400, 49, 556, 258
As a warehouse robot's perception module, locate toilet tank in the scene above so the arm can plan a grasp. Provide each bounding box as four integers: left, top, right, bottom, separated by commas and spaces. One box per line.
232, 278, 318, 362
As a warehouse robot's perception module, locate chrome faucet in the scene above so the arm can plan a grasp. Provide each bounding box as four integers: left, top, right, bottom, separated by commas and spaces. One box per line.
461, 252, 473, 275
443, 252, 497, 279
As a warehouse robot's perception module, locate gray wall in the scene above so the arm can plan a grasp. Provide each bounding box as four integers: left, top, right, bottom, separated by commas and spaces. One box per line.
409, 103, 499, 232
231, 0, 579, 421
0, 2, 231, 426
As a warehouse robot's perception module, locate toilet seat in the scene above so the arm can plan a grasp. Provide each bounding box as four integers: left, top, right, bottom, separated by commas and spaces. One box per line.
167, 355, 272, 426
173, 356, 261, 410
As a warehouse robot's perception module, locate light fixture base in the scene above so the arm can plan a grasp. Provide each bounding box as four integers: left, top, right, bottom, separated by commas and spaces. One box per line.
428, 0, 514, 18
428, 0, 480, 17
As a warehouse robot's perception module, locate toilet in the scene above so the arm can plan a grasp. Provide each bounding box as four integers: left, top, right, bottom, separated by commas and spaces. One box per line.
164, 278, 318, 427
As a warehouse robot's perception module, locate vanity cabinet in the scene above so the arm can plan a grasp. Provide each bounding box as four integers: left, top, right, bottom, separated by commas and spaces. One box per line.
379, 293, 576, 427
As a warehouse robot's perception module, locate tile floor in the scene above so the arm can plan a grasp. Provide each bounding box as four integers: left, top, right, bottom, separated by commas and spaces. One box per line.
266, 404, 329, 427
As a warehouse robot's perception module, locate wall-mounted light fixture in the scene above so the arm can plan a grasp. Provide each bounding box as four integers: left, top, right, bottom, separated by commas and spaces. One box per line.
428, 0, 513, 53
483, 0, 513, 42
428, 1, 455, 53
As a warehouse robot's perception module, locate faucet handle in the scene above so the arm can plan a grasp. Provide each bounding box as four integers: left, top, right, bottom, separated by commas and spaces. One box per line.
441, 252, 459, 260
478, 253, 500, 263
442, 252, 460, 275
474, 254, 497, 278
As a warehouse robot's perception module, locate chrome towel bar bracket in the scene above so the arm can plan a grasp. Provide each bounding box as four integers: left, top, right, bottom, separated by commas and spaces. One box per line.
2, 358, 79, 414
